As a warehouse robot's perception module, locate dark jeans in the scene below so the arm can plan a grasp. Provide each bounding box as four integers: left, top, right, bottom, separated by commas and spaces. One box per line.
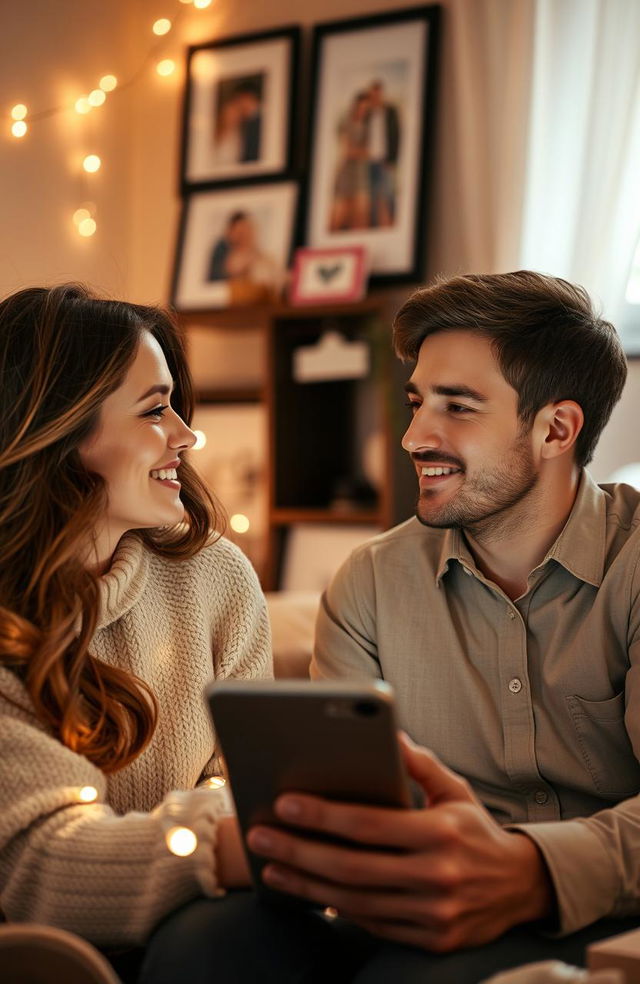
135, 892, 640, 984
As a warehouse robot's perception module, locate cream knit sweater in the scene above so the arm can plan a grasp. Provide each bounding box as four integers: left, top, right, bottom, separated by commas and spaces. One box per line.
0, 533, 272, 946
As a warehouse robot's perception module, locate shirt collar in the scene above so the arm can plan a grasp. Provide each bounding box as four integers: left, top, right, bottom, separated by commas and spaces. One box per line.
434, 469, 606, 588
545, 469, 605, 587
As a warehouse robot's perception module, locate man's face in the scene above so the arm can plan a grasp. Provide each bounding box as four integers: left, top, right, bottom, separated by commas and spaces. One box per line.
402, 330, 539, 532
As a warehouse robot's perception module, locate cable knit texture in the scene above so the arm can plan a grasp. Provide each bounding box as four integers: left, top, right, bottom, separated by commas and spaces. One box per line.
0, 533, 272, 946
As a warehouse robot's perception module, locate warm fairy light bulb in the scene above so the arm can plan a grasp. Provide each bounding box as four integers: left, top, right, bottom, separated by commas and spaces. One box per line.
178, 0, 193, 4
75, 97, 91, 115
201, 775, 226, 789
99, 74, 117, 92
78, 785, 98, 803
192, 430, 207, 450
11, 104, 28, 121
73, 207, 92, 226
166, 826, 198, 857
193, 0, 213, 8
156, 59, 176, 76
11, 121, 27, 138
153, 18, 172, 35
230, 514, 250, 534
83, 154, 101, 173
78, 218, 97, 237
88, 89, 106, 107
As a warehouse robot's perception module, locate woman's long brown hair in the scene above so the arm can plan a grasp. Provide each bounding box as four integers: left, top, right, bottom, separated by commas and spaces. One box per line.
0, 284, 221, 772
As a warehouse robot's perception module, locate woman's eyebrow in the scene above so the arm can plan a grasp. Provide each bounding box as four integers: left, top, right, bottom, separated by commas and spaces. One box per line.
135, 384, 172, 404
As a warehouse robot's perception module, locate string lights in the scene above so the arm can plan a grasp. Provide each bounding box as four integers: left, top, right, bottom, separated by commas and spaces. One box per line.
7, 0, 215, 236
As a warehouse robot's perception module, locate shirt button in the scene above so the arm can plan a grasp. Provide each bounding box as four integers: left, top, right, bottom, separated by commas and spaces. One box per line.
534, 790, 549, 805
508, 678, 522, 694
507, 610, 516, 620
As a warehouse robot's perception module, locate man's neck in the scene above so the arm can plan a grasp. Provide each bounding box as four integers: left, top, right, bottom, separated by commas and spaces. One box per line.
463, 466, 581, 601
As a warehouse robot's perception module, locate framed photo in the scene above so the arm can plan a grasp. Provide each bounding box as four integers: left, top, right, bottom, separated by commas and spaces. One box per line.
305, 5, 441, 284
289, 246, 368, 305
180, 26, 300, 188
171, 181, 298, 311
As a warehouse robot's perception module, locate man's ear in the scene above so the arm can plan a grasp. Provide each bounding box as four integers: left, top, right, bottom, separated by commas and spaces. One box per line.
537, 401, 584, 460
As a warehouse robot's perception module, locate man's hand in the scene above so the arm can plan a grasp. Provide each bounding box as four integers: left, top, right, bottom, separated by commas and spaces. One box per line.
246, 735, 554, 952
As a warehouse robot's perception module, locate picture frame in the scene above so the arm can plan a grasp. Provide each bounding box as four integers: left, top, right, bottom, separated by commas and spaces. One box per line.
171, 181, 298, 311
180, 26, 300, 189
304, 5, 441, 284
289, 245, 368, 306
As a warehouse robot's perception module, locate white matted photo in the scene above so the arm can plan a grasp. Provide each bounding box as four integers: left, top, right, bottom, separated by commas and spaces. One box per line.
181, 27, 300, 187
172, 182, 298, 311
306, 7, 440, 283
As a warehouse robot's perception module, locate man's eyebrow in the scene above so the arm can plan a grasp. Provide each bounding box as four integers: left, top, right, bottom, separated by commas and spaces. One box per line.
404, 381, 488, 403
135, 384, 172, 404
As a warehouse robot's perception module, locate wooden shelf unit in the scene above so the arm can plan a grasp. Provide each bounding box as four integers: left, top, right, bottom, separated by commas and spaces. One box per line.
180, 295, 415, 590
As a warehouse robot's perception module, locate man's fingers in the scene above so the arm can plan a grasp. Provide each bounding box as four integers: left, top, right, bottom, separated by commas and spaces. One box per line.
399, 733, 477, 806
267, 790, 467, 852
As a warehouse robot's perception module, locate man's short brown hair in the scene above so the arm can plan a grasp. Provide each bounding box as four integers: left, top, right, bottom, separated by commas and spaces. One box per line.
393, 270, 627, 467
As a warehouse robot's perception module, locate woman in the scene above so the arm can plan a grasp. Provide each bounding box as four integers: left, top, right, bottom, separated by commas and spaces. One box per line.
329, 91, 372, 232
0, 284, 270, 975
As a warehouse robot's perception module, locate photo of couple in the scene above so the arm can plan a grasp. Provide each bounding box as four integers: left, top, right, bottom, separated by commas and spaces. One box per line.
212, 74, 264, 166
329, 79, 402, 233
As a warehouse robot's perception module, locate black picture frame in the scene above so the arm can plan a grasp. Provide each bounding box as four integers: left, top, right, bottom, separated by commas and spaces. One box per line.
179, 26, 300, 191
303, 5, 441, 285
171, 181, 299, 311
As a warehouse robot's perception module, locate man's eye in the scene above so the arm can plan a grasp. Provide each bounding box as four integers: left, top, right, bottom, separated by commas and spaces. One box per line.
142, 404, 169, 419
447, 403, 472, 414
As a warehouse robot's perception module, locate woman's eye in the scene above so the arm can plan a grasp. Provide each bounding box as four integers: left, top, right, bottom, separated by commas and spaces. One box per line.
404, 401, 420, 415
142, 404, 169, 419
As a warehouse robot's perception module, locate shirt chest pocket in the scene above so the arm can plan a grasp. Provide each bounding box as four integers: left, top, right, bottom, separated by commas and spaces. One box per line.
565, 691, 640, 799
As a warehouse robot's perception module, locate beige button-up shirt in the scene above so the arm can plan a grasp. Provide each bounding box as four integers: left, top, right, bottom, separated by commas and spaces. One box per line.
312, 471, 640, 935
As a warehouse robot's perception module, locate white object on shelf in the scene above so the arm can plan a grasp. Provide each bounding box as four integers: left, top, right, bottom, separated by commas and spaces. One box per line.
293, 331, 369, 383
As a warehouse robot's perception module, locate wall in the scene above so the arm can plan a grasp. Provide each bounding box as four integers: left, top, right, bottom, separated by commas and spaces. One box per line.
1, 0, 638, 479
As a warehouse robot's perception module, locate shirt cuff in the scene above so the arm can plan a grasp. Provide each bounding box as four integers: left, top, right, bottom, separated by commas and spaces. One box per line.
509, 819, 619, 935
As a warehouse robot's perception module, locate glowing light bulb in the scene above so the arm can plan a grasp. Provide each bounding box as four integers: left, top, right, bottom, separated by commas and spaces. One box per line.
194, 0, 213, 7
75, 97, 91, 115
178, 0, 193, 4
73, 207, 92, 226
11, 104, 28, 121
192, 430, 207, 450
230, 514, 250, 534
78, 218, 97, 237
83, 155, 101, 173
78, 785, 98, 802
166, 826, 198, 857
88, 89, 106, 107
201, 775, 226, 789
11, 121, 27, 138
99, 75, 117, 92
153, 18, 172, 35
156, 59, 176, 77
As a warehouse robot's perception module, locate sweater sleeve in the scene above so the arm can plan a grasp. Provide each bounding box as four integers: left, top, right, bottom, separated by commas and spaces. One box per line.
0, 672, 226, 947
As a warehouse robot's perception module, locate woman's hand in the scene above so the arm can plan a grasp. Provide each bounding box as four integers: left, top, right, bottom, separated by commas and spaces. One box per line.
215, 814, 251, 889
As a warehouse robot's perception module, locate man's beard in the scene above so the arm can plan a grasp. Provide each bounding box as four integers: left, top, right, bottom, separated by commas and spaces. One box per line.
414, 433, 539, 536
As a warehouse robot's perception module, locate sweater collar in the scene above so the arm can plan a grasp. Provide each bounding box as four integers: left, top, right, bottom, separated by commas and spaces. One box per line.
96, 534, 150, 630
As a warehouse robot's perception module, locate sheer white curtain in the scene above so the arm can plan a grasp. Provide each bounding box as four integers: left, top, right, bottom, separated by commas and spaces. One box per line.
518, 0, 640, 342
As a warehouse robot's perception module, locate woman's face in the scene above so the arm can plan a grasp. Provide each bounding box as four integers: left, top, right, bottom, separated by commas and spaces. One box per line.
79, 330, 196, 565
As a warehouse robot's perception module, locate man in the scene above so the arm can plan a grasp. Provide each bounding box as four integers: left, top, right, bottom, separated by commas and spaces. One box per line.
235, 81, 262, 163
366, 79, 400, 227
247, 271, 640, 981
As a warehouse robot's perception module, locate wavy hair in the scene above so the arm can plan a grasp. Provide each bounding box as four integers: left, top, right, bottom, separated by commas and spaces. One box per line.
0, 284, 222, 772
